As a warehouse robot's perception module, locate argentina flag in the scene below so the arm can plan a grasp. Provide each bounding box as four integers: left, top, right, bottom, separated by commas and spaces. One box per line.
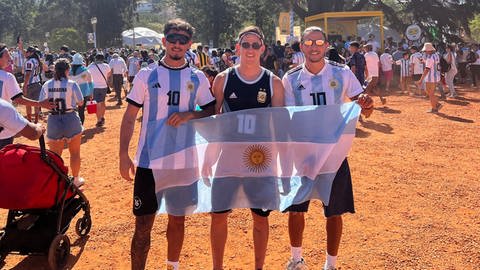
146, 102, 360, 215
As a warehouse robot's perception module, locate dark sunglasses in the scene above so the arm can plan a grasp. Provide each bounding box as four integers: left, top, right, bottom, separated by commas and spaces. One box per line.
241, 42, 262, 50
302, 39, 325, 46
166, 33, 191, 45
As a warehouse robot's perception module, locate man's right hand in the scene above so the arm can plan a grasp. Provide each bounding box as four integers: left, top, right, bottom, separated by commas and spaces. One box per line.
120, 154, 135, 181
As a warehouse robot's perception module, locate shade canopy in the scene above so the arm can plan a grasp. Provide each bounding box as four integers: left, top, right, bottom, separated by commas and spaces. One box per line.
121, 27, 164, 47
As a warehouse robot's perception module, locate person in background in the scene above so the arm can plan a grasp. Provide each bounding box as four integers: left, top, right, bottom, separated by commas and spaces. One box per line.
380, 48, 394, 93
70, 53, 94, 124
40, 59, 85, 187
396, 52, 412, 95
443, 44, 458, 98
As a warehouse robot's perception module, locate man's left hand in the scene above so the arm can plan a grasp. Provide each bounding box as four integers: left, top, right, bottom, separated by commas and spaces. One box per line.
167, 112, 193, 127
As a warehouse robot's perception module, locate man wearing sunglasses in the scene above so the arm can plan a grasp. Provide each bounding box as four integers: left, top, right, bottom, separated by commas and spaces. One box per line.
282, 26, 373, 270
210, 26, 285, 270
120, 19, 215, 270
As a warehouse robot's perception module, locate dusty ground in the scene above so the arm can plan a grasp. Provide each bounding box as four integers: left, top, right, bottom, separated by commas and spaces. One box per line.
1, 85, 479, 270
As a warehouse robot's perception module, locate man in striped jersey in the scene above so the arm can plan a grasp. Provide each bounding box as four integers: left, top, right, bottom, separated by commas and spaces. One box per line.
395, 52, 411, 95
416, 43, 443, 113
119, 19, 215, 270
196, 44, 210, 68
282, 26, 373, 270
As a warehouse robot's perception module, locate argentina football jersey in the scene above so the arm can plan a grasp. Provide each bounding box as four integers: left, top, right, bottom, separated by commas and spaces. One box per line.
126, 62, 214, 169
283, 61, 364, 107
39, 78, 83, 110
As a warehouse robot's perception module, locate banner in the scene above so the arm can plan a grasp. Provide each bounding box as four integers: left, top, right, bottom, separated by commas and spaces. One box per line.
279, 12, 290, 36
145, 103, 361, 215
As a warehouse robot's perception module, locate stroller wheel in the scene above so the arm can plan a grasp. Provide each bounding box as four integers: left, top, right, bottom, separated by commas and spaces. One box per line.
75, 216, 92, 237
48, 234, 70, 270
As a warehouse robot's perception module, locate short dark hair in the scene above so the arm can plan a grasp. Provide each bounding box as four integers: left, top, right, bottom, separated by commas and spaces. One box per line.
60, 45, 69, 52
238, 26, 265, 44
301, 26, 327, 42
349, 41, 360, 48
54, 58, 70, 81
201, 66, 218, 78
410, 46, 418, 51
95, 53, 105, 61
197, 45, 203, 51
164, 18, 195, 38
291, 41, 301, 52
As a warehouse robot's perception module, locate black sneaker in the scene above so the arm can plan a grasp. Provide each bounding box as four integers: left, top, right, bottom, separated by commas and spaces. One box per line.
96, 117, 105, 127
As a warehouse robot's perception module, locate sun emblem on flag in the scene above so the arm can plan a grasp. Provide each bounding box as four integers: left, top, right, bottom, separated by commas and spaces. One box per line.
186, 81, 195, 92
243, 144, 272, 173
329, 79, 339, 89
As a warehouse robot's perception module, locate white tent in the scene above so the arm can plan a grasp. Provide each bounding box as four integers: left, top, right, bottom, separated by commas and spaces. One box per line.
122, 27, 163, 47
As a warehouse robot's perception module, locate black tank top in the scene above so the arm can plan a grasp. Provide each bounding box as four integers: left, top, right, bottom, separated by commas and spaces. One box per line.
222, 67, 273, 112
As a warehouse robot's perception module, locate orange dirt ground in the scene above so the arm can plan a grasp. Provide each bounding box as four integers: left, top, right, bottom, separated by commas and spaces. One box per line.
1, 85, 479, 270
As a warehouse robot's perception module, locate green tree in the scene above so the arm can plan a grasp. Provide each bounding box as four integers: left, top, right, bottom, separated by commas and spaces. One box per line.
50, 28, 84, 51
470, 14, 480, 42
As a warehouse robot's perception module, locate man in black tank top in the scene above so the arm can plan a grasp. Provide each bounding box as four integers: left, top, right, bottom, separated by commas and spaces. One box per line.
210, 26, 284, 270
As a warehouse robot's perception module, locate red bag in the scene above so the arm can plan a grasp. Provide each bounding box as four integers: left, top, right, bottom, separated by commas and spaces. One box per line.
0, 143, 73, 210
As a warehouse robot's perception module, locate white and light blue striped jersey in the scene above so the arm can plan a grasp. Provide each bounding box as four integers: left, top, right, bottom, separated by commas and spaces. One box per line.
423, 53, 440, 83
24, 58, 41, 85
282, 61, 363, 106
0, 69, 23, 102
126, 62, 215, 169
292, 51, 305, 65
13, 50, 25, 69
39, 78, 83, 110
69, 66, 94, 97
396, 58, 410, 78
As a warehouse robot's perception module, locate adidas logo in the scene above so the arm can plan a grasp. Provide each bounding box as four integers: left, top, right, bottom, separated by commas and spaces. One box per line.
298, 84, 305, 90
152, 82, 161, 88
229, 92, 238, 99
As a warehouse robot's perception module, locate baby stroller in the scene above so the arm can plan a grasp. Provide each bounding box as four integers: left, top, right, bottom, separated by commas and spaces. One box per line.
0, 136, 91, 270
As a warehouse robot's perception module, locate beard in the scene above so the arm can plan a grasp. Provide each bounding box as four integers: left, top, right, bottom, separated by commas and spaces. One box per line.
169, 54, 183, 61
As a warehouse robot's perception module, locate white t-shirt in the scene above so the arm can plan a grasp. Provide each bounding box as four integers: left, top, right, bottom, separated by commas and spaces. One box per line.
109, 57, 127, 74
0, 70, 23, 102
364, 51, 379, 77
380, 53, 393, 71
282, 61, 363, 106
410, 52, 424, 75
126, 62, 215, 168
0, 98, 28, 139
87, 62, 111, 88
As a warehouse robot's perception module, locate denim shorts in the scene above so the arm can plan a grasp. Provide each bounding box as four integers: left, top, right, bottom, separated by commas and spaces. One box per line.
46, 111, 83, 140
93, 87, 108, 103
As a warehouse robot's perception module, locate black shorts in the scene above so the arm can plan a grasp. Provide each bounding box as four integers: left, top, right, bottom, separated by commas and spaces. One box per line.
285, 159, 355, 217
133, 167, 198, 216
211, 177, 278, 217
412, 74, 422, 81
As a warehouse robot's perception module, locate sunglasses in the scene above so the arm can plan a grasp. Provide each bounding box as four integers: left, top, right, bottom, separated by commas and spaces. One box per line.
241, 42, 262, 50
166, 33, 191, 45
302, 39, 325, 46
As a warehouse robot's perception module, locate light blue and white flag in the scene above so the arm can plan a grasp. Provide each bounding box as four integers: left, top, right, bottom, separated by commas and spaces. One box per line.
147, 102, 360, 215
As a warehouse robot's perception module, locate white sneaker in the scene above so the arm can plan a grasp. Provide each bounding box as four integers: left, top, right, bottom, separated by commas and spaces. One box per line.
73, 177, 85, 187
323, 266, 337, 270
286, 258, 308, 270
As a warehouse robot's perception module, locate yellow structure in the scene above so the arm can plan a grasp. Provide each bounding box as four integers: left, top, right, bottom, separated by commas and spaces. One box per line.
305, 11, 385, 49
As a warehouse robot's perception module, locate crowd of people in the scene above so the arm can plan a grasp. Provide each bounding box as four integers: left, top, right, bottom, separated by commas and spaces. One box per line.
1, 17, 479, 270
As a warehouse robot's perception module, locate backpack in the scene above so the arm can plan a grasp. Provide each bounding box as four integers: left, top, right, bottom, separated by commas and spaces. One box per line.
439, 57, 451, 73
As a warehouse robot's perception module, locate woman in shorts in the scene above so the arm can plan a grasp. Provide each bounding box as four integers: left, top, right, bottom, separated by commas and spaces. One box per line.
39, 58, 85, 187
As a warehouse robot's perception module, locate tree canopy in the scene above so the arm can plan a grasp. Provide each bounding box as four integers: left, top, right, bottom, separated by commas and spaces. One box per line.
1, 0, 479, 50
